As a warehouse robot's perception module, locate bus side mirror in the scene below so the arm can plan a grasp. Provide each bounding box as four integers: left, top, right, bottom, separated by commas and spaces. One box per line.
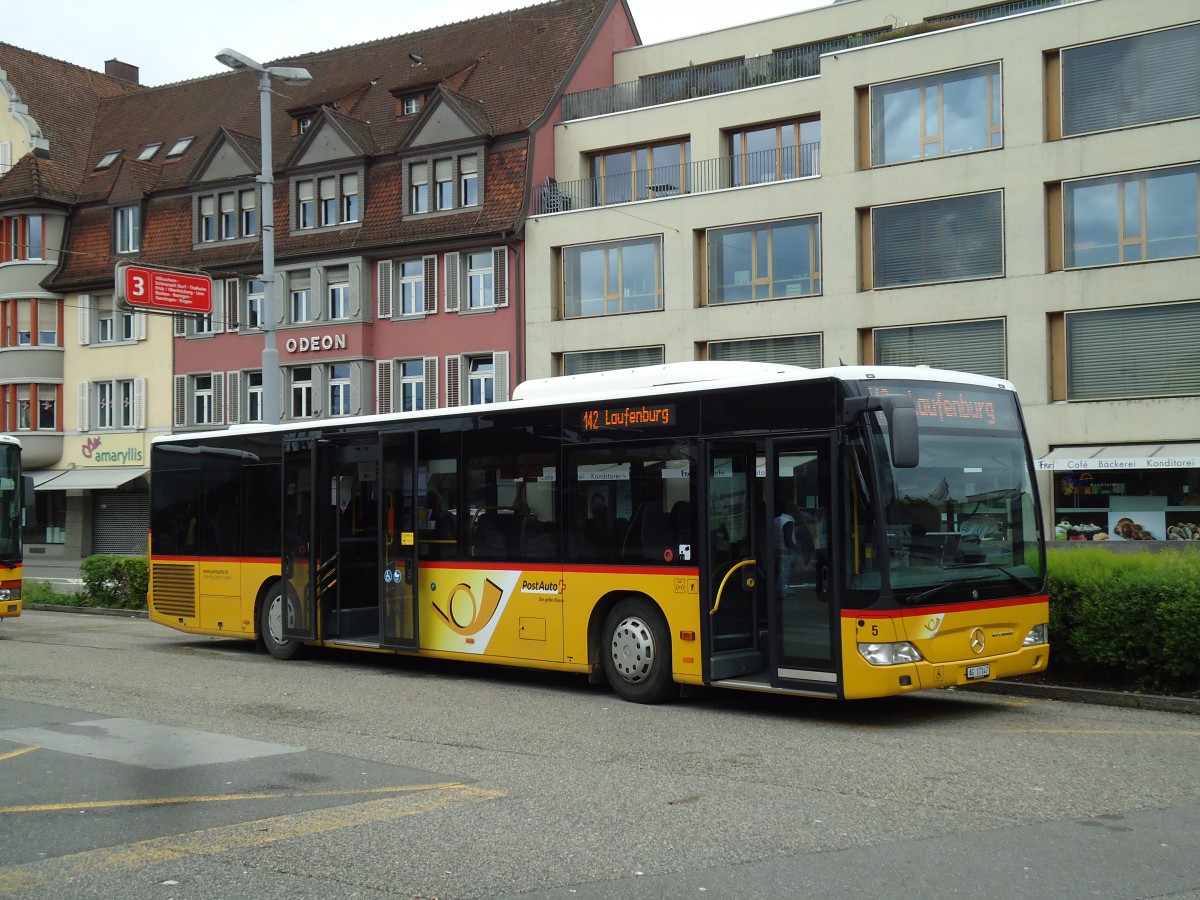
843, 396, 919, 468
888, 405, 919, 469
22, 475, 35, 510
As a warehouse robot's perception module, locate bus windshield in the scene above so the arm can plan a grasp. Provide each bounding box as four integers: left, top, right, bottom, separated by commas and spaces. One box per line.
853, 380, 1044, 604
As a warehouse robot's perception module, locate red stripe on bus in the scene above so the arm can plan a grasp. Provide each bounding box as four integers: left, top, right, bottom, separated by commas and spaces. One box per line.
843, 594, 1049, 619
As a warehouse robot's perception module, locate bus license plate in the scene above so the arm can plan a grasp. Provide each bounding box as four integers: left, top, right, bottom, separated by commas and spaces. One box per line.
966, 664, 991, 680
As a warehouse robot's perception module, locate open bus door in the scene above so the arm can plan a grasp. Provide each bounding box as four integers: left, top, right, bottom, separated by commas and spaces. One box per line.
705, 436, 838, 694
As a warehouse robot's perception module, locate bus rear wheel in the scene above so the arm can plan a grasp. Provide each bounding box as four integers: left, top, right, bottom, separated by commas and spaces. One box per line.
260, 584, 302, 660
601, 599, 676, 704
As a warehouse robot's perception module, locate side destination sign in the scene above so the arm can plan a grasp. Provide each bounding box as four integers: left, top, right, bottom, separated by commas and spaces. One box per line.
117, 263, 213, 314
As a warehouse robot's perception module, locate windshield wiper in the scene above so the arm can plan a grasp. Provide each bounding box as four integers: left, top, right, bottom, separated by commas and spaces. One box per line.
943, 562, 1038, 594
899, 581, 956, 606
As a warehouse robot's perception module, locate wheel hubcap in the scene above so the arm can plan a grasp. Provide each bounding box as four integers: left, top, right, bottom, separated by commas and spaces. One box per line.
267, 595, 285, 644
610, 615, 655, 683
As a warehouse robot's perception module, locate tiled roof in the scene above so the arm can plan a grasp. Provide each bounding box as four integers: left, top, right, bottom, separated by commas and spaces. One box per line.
42, 0, 611, 289
0, 42, 143, 203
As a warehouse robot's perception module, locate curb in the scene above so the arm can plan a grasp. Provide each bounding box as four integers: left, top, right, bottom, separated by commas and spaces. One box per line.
27, 603, 148, 619
963, 679, 1200, 715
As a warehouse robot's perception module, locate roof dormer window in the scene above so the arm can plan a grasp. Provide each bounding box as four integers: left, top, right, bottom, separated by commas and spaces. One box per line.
138, 142, 163, 161
297, 115, 314, 134
166, 136, 194, 157
95, 150, 121, 170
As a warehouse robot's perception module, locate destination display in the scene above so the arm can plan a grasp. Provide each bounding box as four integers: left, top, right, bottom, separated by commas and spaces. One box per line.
864, 381, 1018, 431
582, 403, 675, 432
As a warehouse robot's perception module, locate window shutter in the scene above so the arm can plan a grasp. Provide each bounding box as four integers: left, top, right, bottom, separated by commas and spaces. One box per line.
444, 253, 460, 312
874, 319, 1005, 379
134, 377, 146, 429
173, 375, 187, 427
349, 262, 363, 317
78, 295, 91, 345
376, 359, 393, 414
873, 192, 1003, 288
709, 334, 823, 368
351, 362, 364, 415
423, 255, 438, 314
135, 310, 147, 341
1067, 301, 1200, 400
77, 381, 90, 432
492, 247, 508, 308
493, 350, 510, 402
377, 260, 393, 318
446, 356, 461, 407
226, 371, 241, 424
174, 313, 186, 337
211, 294, 225, 333
423, 356, 439, 409
212, 371, 225, 424
224, 279, 240, 331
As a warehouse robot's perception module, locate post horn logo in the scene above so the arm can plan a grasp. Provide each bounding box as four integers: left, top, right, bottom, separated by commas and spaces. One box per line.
433, 578, 504, 636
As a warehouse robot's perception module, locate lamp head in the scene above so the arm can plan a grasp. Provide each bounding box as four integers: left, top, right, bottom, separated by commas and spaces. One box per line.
216, 47, 262, 72
266, 66, 313, 87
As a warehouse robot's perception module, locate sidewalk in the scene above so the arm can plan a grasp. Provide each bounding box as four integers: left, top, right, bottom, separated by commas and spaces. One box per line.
22, 555, 85, 594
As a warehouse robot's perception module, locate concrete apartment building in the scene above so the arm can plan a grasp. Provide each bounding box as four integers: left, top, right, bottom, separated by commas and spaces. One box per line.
526, 0, 1200, 542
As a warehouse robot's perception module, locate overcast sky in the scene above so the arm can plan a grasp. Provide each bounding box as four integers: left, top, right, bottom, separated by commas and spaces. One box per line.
6, 0, 828, 85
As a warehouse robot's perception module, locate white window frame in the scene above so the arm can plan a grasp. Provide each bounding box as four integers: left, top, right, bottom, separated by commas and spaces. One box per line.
115, 205, 140, 253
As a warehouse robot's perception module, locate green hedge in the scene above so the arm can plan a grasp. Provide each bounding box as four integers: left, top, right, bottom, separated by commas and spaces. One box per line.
1048, 547, 1200, 694
78, 555, 149, 610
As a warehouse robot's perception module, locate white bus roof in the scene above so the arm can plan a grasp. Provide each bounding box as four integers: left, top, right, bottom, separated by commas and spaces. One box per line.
153, 362, 1015, 446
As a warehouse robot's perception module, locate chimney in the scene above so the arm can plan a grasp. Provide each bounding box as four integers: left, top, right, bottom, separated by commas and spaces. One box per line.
105, 59, 140, 84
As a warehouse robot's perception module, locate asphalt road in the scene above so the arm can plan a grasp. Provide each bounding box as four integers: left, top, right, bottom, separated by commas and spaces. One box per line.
1, 609, 1198, 899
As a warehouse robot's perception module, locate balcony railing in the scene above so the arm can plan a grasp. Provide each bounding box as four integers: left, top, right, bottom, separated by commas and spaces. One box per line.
534, 142, 820, 215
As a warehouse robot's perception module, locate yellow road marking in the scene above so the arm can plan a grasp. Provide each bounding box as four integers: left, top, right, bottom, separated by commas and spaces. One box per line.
0, 746, 38, 763
0, 782, 503, 893
0, 780, 464, 815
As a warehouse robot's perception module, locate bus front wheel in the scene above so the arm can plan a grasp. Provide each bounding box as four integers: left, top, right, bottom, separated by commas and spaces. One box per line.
601, 599, 676, 704
260, 585, 302, 660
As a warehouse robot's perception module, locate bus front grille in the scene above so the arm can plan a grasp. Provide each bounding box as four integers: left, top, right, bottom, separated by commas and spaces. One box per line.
152, 563, 196, 618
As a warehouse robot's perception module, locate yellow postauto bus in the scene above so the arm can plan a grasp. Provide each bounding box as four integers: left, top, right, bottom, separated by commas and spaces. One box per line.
148, 362, 1048, 702
0, 434, 32, 619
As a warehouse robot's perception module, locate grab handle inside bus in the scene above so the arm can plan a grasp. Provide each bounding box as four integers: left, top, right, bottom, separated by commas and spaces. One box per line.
842, 395, 919, 468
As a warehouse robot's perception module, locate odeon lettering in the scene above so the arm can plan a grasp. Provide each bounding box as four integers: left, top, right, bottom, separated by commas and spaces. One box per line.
285, 333, 347, 354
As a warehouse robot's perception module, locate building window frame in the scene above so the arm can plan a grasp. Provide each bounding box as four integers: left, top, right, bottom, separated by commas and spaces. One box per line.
293, 170, 362, 232
405, 151, 482, 216
1063, 163, 1200, 269
589, 139, 691, 204
706, 216, 822, 305
869, 62, 1002, 167
727, 119, 820, 185
562, 236, 664, 318
114, 204, 140, 254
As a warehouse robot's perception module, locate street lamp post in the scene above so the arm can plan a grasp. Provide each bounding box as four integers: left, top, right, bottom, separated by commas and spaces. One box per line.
215, 49, 312, 424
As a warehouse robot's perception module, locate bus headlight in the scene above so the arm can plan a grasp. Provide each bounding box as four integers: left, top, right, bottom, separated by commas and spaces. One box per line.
1023, 624, 1049, 646
0, 588, 10, 601
858, 641, 922, 666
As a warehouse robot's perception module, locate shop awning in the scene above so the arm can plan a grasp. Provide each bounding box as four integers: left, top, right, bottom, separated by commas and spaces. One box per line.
32, 467, 149, 491
1035, 443, 1200, 472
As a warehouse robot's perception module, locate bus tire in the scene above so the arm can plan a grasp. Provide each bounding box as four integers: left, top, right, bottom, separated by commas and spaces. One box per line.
601, 598, 676, 704
260, 584, 303, 660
